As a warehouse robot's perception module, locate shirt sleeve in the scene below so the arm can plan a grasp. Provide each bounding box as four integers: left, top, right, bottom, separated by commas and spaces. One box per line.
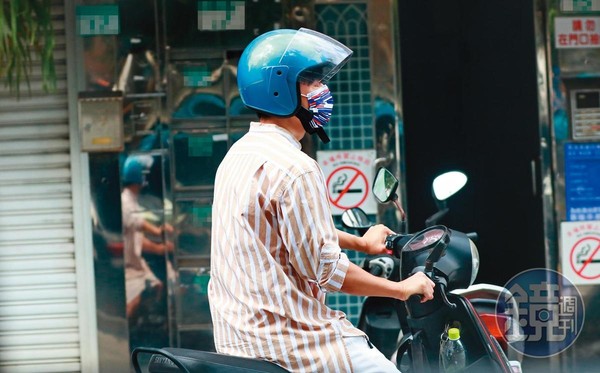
121, 192, 145, 231
277, 169, 350, 293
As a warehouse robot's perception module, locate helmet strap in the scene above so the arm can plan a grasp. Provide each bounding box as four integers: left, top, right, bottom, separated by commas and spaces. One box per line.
295, 107, 330, 144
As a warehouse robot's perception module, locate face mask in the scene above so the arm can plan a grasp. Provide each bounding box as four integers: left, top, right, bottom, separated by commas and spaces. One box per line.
302, 84, 334, 130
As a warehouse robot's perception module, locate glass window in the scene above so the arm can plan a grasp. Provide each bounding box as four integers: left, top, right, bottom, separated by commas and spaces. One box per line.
172, 131, 229, 188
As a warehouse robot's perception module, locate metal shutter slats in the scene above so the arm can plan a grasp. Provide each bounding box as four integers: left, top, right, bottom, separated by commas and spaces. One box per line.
0, 362, 81, 373
0, 346, 81, 361
1, 285, 78, 302
0, 109, 70, 126
0, 140, 71, 156
0, 257, 75, 272
0, 154, 72, 170
0, 2, 83, 371
0, 198, 73, 214
0, 243, 74, 257
0, 302, 78, 317
0, 183, 73, 198
0, 212, 73, 227
0, 331, 80, 347
0, 315, 78, 332
0, 271, 76, 286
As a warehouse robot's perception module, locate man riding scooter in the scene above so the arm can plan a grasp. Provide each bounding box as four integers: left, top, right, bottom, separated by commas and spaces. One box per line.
207, 28, 435, 373
121, 155, 173, 320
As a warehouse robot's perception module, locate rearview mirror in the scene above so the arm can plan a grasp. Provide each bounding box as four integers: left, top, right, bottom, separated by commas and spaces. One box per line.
373, 168, 399, 203
432, 171, 467, 201
341, 208, 372, 232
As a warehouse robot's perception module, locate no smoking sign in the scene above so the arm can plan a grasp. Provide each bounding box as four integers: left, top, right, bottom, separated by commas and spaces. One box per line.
327, 166, 369, 211
317, 150, 377, 216
561, 221, 600, 285
570, 236, 600, 280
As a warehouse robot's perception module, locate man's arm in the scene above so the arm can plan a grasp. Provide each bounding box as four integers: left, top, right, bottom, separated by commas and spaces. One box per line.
341, 261, 435, 301
141, 236, 171, 255
141, 221, 174, 255
337, 225, 394, 255
141, 220, 162, 236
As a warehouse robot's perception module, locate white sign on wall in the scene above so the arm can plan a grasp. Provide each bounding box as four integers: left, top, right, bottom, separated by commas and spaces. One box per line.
560, 221, 600, 285
317, 149, 378, 216
554, 17, 600, 49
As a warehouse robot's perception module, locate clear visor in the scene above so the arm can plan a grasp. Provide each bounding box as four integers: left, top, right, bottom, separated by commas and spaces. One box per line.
280, 28, 353, 82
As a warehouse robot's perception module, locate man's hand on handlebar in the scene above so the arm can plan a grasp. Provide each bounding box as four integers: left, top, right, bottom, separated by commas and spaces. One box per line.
398, 272, 435, 302
361, 224, 395, 255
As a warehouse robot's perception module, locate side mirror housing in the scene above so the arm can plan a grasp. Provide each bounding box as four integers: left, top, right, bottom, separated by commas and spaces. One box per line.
341, 207, 372, 236
373, 167, 399, 203
432, 171, 467, 201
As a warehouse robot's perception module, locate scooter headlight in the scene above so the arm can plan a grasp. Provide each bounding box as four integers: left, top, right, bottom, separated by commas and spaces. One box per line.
469, 239, 480, 286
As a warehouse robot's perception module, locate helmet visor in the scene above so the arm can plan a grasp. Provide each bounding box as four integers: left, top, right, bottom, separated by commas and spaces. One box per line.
280, 28, 353, 83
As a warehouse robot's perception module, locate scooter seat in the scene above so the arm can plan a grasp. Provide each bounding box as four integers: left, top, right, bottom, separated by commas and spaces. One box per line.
135, 347, 290, 373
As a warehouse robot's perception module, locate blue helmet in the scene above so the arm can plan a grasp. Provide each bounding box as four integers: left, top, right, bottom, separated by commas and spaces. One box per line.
237, 28, 352, 117
122, 155, 154, 186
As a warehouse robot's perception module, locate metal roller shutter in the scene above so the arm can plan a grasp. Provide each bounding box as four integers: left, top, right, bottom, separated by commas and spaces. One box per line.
0, 1, 87, 372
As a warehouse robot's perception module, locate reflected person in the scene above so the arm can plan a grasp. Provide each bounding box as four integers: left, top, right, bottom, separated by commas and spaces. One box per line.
121, 155, 173, 318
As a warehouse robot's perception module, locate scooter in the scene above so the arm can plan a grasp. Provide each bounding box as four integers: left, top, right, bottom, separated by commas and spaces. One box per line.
344, 167, 522, 372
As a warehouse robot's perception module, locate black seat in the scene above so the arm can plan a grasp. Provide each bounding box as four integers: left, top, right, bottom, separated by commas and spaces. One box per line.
132, 347, 290, 373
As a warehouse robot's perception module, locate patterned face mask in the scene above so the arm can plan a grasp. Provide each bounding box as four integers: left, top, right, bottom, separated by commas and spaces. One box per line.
302, 84, 334, 129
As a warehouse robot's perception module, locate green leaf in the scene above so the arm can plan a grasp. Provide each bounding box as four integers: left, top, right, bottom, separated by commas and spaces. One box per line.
0, 0, 56, 97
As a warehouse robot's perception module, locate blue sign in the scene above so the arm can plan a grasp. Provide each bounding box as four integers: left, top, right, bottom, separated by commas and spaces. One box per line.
564, 142, 600, 221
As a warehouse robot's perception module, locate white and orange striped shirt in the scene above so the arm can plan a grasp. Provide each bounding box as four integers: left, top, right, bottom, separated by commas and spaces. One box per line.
208, 122, 365, 372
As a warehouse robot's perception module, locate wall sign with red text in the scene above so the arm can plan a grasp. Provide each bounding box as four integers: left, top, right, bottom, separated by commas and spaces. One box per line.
317, 150, 377, 216
554, 17, 600, 48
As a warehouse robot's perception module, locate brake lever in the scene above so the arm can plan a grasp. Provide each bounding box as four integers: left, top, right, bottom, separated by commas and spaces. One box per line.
436, 279, 457, 309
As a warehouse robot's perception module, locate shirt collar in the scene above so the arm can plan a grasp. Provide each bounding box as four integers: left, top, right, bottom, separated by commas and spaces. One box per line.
249, 122, 302, 150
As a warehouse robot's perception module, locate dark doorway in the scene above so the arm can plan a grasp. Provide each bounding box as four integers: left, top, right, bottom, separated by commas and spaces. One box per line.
398, 0, 546, 287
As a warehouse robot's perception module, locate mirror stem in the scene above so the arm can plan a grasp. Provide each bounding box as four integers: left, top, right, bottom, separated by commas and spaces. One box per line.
392, 199, 405, 221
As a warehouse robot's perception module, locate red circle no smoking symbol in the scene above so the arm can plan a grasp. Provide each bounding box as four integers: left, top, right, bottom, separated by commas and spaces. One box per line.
326, 166, 369, 210
569, 236, 600, 280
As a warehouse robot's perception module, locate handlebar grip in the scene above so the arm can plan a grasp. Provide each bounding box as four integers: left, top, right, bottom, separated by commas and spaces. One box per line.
385, 234, 395, 250
408, 294, 422, 303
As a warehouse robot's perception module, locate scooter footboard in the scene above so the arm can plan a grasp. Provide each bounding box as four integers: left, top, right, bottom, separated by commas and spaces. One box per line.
132, 347, 290, 373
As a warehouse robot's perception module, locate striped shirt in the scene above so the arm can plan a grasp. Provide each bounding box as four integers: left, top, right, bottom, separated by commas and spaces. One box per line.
208, 122, 364, 372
